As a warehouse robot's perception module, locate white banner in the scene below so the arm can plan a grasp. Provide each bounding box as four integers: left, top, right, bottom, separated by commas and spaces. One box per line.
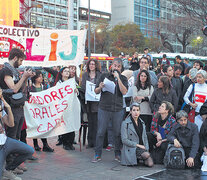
85, 80, 100, 101
0, 25, 86, 66
24, 78, 80, 138
124, 76, 134, 98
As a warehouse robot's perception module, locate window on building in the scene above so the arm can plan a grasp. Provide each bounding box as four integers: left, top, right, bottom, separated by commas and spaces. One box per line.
141, 7, 147, 16
37, 16, 43, 26
36, 4, 43, 13
56, 0, 61, 4
148, 9, 153, 18
50, 6, 55, 14
56, 6, 61, 16
50, 18, 55, 27
62, 8, 67, 16
31, 16, 36, 25
44, 5, 49, 13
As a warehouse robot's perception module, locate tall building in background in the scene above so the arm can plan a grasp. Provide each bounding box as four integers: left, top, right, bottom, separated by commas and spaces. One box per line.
0, 0, 20, 26
111, 0, 160, 37
30, 0, 69, 29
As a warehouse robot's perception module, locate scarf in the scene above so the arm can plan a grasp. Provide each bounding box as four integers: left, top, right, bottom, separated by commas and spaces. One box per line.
157, 114, 170, 127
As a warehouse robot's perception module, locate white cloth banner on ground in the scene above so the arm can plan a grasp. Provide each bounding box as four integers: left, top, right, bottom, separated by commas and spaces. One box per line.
24, 78, 81, 138
0, 25, 86, 66
123, 76, 134, 98
85, 80, 100, 101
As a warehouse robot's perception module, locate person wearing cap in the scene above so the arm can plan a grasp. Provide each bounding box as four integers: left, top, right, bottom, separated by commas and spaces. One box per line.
184, 70, 207, 131
167, 110, 200, 168
199, 102, 207, 172
120, 102, 153, 167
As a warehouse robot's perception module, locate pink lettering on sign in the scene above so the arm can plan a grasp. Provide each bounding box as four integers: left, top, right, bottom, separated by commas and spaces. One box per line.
25, 38, 45, 61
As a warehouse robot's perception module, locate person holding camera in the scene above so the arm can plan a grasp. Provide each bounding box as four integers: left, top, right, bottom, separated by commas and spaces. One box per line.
0, 88, 34, 180
92, 58, 128, 163
0, 48, 35, 140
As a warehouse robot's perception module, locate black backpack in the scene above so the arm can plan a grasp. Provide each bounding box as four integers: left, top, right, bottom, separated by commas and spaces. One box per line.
164, 144, 185, 169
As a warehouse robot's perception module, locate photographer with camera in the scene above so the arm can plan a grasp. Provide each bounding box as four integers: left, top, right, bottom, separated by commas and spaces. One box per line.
0, 48, 35, 140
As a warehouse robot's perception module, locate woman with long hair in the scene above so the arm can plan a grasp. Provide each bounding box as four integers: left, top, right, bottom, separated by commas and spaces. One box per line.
121, 102, 153, 167
55, 66, 79, 150
30, 71, 54, 152
81, 59, 101, 148
148, 101, 176, 164
150, 76, 178, 113
133, 69, 154, 132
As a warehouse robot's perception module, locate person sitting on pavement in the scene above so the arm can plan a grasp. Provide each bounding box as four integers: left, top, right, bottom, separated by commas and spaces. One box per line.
147, 101, 176, 164
167, 110, 200, 168
0, 89, 34, 180
121, 102, 153, 167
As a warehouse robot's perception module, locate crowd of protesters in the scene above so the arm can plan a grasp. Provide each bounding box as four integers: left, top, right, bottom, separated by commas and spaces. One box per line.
0, 47, 207, 179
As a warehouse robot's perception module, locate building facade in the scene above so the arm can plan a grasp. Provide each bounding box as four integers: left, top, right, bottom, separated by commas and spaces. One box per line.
111, 0, 160, 37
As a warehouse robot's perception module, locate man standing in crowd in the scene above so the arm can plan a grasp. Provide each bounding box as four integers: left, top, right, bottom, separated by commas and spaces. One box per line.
129, 52, 140, 71
193, 60, 204, 70
119, 52, 129, 70
167, 110, 200, 168
92, 58, 128, 163
0, 48, 34, 140
133, 57, 158, 86
175, 55, 185, 75
161, 54, 170, 65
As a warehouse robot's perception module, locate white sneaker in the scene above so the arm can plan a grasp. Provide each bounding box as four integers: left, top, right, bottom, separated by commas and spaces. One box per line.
3, 170, 22, 180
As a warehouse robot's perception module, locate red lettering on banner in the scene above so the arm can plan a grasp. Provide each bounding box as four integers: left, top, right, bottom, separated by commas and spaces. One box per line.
62, 100, 68, 110
51, 91, 61, 101
29, 108, 35, 118
55, 104, 63, 113
44, 95, 52, 103
34, 108, 42, 119
42, 107, 50, 118
65, 85, 73, 94
49, 106, 56, 117
37, 124, 46, 133
195, 94, 206, 103
58, 88, 66, 98
47, 122, 54, 131
36, 96, 44, 105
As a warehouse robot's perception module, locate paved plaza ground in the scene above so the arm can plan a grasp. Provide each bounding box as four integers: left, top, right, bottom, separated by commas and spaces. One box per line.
18, 136, 206, 180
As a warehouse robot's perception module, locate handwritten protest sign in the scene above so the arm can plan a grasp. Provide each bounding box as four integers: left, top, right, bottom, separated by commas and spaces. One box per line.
0, 25, 86, 66
24, 78, 80, 138
85, 80, 100, 101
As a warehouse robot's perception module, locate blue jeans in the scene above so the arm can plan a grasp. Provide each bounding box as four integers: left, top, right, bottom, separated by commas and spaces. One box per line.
95, 108, 125, 157
0, 137, 34, 178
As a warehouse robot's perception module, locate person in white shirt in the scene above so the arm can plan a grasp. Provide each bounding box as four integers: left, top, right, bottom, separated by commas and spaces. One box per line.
0, 89, 34, 180
184, 70, 207, 131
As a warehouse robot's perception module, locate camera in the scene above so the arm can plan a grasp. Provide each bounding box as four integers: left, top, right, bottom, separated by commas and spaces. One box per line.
26, 66, 36, 73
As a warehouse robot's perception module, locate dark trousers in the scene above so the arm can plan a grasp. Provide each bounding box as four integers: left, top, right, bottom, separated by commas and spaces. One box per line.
33, 138, 48, 147
147, 132, 168, 163
62, 132, 75, 147
184, 147, 201, 168
6, 107, 24, 140
87, 112, 98, 147
140, 115, 152, 132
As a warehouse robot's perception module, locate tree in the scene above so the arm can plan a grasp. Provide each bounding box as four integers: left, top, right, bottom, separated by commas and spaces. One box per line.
173, 0, 207, 25
150, 16, 201, 53
110, 23, 145, 56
